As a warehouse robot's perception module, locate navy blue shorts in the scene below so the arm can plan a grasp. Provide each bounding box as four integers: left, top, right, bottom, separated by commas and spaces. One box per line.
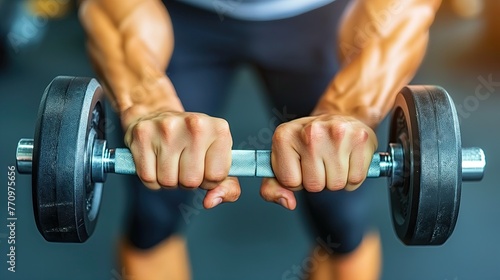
126, 0, 371, 255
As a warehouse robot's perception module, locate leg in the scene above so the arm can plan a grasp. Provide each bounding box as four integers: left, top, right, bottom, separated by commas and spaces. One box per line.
120, 181, 193, 280
249, 2, 381, 279
120, 2, 238, 279
302, 189, 381, 280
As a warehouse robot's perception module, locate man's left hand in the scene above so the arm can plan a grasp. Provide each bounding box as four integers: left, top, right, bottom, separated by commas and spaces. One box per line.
260, 115, 377, 210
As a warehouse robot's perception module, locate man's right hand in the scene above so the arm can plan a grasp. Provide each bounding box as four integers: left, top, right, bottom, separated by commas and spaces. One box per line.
121, 102, 240, 209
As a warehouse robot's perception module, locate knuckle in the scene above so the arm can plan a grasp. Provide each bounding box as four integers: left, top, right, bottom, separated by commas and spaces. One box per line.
277, 174, 301, 188
158, 176, 178, 188
259, 188, 273, 202
348, 173, 366, 186
180, 176, 203, 188
185, 114, 206, 134
131, 121, 152, 143
138, 171, 156, 185
205, 171, 226, 183
302, 121, 324, 145
273, 124, 293, 145
326, 178, 347, 191
225, 187, 241, 202
328, 122, 347, 140
215, 118, 231, 133
352, 129, 369, 144
157, 119, 177, 140
303, 180, 324, 192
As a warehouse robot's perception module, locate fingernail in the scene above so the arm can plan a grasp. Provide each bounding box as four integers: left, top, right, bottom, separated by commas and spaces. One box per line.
278, 198, 289, 209
212, 197, 223, 208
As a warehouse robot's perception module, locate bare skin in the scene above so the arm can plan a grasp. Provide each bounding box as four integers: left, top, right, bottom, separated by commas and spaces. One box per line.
79, 0, 441, 279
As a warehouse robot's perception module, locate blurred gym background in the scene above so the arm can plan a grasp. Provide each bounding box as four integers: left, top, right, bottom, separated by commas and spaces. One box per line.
0, 0, 499, 279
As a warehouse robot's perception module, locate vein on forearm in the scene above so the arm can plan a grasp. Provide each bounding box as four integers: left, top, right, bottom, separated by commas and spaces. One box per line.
79, 0, 174, 112
316, 0, 441, 129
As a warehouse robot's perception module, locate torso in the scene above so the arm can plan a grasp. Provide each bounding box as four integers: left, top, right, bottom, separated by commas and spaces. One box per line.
175, 0, 336, 21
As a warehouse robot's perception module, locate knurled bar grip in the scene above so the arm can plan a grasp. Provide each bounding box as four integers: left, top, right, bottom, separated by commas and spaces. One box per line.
108, 147, 484, 180
111, 149, 390, 178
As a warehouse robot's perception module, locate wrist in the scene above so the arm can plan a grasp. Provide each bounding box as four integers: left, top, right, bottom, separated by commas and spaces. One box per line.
312, 99, 382, 130
118, 75, 184, 129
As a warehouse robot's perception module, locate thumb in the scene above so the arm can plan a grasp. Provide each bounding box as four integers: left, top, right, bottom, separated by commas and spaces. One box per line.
203, 177, 241, 209
260, 178, 298, 210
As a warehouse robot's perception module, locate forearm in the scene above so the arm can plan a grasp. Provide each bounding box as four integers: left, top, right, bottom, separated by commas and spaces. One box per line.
79, 0, 182, 124
314, 0, 442, 129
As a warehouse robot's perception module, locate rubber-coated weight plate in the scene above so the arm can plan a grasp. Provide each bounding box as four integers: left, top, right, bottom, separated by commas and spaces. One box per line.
388, 86, 461, 245
33, 76, 105, 242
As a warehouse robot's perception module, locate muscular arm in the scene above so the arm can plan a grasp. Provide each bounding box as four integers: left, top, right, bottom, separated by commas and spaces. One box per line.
261, 0, 442, 206
80, 0, 238, 204
314, 0, 442, 128
79, 0, 183, 127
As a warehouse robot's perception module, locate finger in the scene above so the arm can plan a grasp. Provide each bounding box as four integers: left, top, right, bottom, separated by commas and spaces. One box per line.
272, 128, 302, 188
129, 142, 161, 190
203, 177, 241, 209
178, 115, 209, 188
299, 121, 326, 192
260, 178, 297, 210
300, 151, 326, 192
346, 143, 372, 192
204, 120, 232, 189
178, 142, 205, 188
124, 121, 162, 190
156, 146, 180, 188
345, 149, 368, 192
323, 146, 349, 191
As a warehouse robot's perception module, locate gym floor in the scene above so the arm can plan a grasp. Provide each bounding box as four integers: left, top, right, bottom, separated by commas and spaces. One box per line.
0, 2, 499, 280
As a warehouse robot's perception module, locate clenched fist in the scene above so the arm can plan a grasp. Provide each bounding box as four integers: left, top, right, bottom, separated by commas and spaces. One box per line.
260, 114, 377, 210
122, 109, 241, 209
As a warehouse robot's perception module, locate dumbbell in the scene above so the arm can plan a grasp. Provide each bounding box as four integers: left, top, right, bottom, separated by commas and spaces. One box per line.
16, 76, 485, 245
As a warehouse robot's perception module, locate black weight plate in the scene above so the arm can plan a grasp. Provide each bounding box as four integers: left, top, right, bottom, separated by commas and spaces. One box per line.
388, 86, 461, 245
33, 76, 105, 242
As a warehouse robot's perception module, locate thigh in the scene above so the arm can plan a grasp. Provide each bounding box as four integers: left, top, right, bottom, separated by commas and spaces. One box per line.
301, 187, 372, 254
